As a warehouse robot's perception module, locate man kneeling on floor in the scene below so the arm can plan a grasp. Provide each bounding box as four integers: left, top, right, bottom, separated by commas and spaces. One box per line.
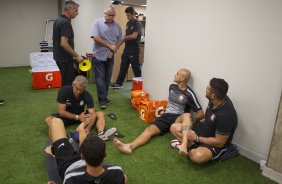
170, 78, 238, 164
45, 75, 114, 141
46, 119, 128, 183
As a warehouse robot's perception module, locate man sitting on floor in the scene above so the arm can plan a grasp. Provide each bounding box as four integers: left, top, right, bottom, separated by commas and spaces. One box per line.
170, 78, 238, 164
113, 68, 204, 154
46, 118, 128, 183
45, 75, 113, 140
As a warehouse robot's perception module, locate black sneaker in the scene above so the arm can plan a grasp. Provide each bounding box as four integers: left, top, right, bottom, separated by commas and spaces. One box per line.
0, 100, 6, 105
100, 104, 107, 109
106, 100, 112, 105
110, 83, 123, 89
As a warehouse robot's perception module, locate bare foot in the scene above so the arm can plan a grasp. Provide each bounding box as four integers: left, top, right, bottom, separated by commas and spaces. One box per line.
179, 144, 188, 156
47, 181, 56, 184
113, 138, 132, 155
45, 146, 55, 157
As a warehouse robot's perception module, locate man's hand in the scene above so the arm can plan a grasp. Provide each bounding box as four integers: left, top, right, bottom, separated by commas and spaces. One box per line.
187, 130, 197, 141
78, 112, 90, 122
107, 51, 114, 59
75, 56, 84, 63
109, 44, 117, 53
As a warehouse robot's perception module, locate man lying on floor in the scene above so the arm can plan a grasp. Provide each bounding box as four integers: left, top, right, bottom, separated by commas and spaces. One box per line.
45, 119, 128, 184
44, 75, 112, 141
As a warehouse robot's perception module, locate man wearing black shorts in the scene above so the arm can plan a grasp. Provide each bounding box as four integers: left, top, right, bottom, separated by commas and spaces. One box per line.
170, 78, 238, 164
46, 118, 128, 184
45, 75, 108, 139
113, 68, 204, 155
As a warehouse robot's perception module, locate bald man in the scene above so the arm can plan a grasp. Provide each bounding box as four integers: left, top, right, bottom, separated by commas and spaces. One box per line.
113, 68, 204, 155
91, 6, 123, 109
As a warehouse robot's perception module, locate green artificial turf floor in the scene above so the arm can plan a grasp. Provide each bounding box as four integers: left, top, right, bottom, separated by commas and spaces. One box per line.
0, 66, 277, 184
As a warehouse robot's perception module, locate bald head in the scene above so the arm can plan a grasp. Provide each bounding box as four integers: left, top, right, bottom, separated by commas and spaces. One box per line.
179, 68, 191, 83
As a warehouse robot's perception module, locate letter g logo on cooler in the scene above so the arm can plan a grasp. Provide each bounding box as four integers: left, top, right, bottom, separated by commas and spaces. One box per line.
155, 106, 165, 118
45, 73, 53, 81
140, 109, 145, 120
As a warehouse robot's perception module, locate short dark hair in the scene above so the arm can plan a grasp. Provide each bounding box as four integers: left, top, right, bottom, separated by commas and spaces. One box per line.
125, 6, 136, 15
210, 78, 229, 100
80, 134, 106, 167
65, 0, 79, 11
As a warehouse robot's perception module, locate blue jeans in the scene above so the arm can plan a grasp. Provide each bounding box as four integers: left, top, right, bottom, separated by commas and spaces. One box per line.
93, 57, 114, 105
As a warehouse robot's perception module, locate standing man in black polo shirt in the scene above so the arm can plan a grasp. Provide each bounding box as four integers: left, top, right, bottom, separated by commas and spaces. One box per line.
44, 75, 114, 140
110, 6, 142, 89
53, 0, 84, 86
170, 78, 238, 164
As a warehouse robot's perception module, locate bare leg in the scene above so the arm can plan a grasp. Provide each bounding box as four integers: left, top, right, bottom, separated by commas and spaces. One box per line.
45, 116, 55, 139
44, 118, 67, 156
77, 122, 88, 146
95, 111, 106, 133
170, 121, 183, 141
179, 113, 193, 155
189, 147, 213, 164
113, 125, 160, 155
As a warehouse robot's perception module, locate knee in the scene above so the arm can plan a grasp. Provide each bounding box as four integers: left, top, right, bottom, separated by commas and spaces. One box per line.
170, 123, 177, 134
96, 111, 105, 119
44, 116, 53, 126
189, 150, 208, 165
49, 118, 64, 129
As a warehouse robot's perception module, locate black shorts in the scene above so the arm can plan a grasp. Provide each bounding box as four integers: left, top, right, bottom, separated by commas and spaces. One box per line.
189, 143, 227, 160
52, 113, 80, 126
52, 138, 80, 179
151, 113, 181, 135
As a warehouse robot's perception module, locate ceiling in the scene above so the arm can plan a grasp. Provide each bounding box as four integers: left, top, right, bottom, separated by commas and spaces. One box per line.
119, 0, 147, 6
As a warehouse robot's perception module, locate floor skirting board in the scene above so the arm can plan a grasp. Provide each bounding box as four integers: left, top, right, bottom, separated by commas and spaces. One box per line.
263, 167, 282, 184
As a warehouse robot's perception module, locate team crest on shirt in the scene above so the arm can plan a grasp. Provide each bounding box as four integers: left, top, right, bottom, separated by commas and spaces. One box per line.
210, 113, 216, 121
80, 100, 84, 106
178, 95, 185, 102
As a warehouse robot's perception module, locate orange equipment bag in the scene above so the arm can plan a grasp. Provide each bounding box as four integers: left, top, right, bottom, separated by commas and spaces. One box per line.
130, 90, 149, 109
138, 100, 168, 123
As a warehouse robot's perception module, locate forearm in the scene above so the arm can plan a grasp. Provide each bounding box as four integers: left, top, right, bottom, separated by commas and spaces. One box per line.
93, 36, 112, 49
197, 136, 225, 148
116, 40, 124, 49
124, 32, 138, 40
61, 42, 80, 59
58, 110, 79, 121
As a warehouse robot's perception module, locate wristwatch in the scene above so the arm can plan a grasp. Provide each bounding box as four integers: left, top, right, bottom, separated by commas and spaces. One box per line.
195, 135, 200, 143
75, 115, 79, 121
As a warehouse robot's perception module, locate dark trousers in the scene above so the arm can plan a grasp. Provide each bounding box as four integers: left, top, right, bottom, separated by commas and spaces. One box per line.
93, 57, 114, 105
116, 53, 141, 85
56, 62, 76, 86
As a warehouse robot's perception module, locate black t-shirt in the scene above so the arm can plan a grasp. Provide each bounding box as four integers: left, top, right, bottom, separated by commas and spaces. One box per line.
124, 19, 142, 55
194, 96, 238, 147
65, 164, 125, 184
53, 15, 74, 63
57, 85, 94, 115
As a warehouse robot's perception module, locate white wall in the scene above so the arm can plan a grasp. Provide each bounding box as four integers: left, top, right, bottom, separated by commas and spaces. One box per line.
72, 0, 112, 56
0, 0, 58, 67
143, 0, 282, 162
